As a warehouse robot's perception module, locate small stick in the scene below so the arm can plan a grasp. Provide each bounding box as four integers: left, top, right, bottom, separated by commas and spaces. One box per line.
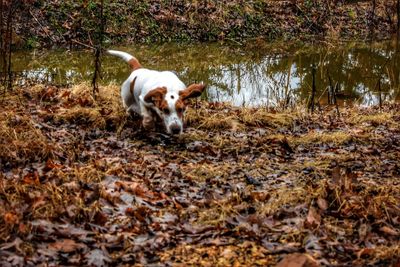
308, 64, 317, 113
71, 39, 96, 50
333, 82, 340, 117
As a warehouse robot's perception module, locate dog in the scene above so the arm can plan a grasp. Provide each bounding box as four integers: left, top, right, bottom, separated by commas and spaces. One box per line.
107, 50, 206, 135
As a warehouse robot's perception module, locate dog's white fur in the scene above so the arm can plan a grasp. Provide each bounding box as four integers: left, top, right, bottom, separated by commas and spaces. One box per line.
107, 50, 205, 135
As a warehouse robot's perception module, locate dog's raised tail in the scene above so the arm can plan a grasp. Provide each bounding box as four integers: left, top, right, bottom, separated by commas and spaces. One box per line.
107, 50, 142, 71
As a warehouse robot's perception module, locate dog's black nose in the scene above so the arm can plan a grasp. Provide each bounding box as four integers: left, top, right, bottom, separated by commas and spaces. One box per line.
170, 125, 181, 135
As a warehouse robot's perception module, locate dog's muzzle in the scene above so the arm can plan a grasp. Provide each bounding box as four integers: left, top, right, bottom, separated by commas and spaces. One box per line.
169, 124, 182, 135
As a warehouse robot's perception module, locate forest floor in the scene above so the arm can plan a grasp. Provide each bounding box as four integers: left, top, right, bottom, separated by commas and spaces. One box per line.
0, 83, 399, 266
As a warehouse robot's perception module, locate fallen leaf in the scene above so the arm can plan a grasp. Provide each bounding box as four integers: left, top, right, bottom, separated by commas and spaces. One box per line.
250, 191, 270, 202
0, 238, 23, 252
379, 226, 399, 236
22, 171, 40, 185
4, 212, 19, 225
85, 249, 111, 267
305, 207, 321, 228
357, 248, 375, 259
48, 239, 87, 253
316, 198, 328, 211
276, 253, 319, 267
331, 165, 341, 186
43, 159, 62, 172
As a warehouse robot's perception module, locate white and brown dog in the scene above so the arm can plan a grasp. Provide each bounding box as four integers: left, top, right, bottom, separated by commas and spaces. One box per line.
107, 50, 206, 135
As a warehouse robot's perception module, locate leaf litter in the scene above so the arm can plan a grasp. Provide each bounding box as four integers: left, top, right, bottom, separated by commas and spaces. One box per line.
0, 83, 399, 266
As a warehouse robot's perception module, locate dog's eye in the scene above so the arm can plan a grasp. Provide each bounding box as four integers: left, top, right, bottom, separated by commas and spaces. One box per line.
163, 108, 170, 114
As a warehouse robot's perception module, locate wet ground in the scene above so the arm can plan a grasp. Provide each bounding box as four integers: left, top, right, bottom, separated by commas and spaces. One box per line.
0, 84, 399, 266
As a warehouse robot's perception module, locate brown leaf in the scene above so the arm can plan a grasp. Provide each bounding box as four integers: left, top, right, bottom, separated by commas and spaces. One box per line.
4, 212, 19, 225
221, 247, 237, 260
331, 165, 341, 186
276, 253, 319, 267
357, 248, 375, 259
379, 226, 399, 236
43, 159, 62, 172
93, 211, 108, 226
22, 171, 40, 185
358, 223, 369, 241
305, 207, 321, 228
31, 196, 46, 209
18, 223, 29, 234
251, 191, 270, 202
48, 239, 86, 253
316, 198, 328, 211
0, 238, 23, 252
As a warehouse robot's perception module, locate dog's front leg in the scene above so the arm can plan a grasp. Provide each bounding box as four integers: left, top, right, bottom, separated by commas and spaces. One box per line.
126, 104, 141, 118
142, 115, 155, 130
140, 102, 155, 130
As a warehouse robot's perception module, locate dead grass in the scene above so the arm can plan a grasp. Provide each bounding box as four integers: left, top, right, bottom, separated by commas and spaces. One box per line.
289, 131, 353, 145
186, 103, 296, 132
55, 83, 126, 129
258, 186, 308, 216
349, 113, 393, 125
0, 111, 56, 165
240, 108, 295, 128
0, 84, 399, 266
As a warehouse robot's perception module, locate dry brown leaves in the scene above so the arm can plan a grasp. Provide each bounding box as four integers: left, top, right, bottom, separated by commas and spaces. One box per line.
0, 84, 399, 266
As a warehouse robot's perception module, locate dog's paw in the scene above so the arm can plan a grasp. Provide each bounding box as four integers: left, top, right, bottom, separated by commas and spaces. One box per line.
142, 116, 155, 130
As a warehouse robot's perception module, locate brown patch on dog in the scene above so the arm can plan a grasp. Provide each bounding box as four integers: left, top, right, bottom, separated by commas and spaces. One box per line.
144, 87, 168, 109
175, 99, 186, 118
128, 57, 142, 71
130, 76, 137, 95
179, 83, 206, 101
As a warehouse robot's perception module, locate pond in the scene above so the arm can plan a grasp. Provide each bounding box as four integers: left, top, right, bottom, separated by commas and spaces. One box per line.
12, 39, 400, 107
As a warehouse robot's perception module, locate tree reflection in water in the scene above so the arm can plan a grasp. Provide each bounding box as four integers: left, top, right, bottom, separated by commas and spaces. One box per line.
12, 39, 400, 107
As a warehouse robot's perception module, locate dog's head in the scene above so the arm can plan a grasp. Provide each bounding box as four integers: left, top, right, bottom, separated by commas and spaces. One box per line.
144, 83, 206, 135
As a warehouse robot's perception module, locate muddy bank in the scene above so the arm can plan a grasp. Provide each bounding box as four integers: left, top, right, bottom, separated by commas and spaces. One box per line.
0, 83, 399, 266
13, 0, 399, 48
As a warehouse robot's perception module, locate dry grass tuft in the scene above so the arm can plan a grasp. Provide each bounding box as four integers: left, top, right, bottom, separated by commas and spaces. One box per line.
54, 107, 107, 127
0, 112, 56, 166
185, 103, 295, 131
349, 113, 394, 126
289, 131, 353, 145
259, 186, 308, 215
55, 83, 126, 129
240, 108, 294, 128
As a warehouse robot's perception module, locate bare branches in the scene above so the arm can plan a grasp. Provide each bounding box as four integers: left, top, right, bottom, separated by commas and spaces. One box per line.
0, 0, 18, 93
91, 0, 106, 99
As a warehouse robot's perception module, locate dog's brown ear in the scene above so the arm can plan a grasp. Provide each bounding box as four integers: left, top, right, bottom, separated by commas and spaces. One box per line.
144, 87, 167, 106
179, 83, 206, 101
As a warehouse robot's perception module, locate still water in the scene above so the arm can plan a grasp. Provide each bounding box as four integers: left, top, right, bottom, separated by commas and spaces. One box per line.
13, 39, 400, 107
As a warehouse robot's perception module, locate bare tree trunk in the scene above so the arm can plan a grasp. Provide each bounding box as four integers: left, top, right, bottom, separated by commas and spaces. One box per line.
92, 0, 105, 98
378, 77, 382, 109
0, 0, 15, 92
370, 0, 376, 36
0, 0, 4, 91
309, 65, 317, 113
6, 0, 12, 90
397, 0, 400, 36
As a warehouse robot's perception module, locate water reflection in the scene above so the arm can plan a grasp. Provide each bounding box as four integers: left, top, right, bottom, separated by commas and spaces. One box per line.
12, 39, 400, 107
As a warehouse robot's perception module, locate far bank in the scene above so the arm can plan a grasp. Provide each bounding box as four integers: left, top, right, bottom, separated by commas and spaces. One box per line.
12, 0, 400, 49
